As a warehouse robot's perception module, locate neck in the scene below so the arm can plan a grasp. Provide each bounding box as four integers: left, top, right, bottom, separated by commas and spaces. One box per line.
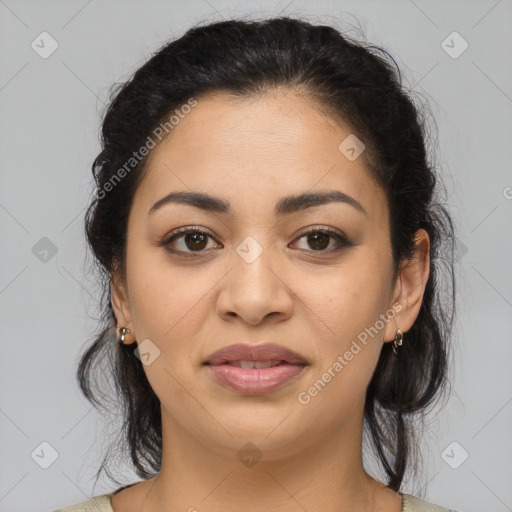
139, 403, 400, 512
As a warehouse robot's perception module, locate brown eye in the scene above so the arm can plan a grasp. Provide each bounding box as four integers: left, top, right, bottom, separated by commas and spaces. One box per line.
163, 227, 219, 255
305, 231, 331, 251
292, 228, 352, 253
182, 232, 208, 251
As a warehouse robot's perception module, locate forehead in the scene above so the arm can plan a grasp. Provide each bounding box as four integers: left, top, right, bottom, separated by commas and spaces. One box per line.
134, 91, 388, 222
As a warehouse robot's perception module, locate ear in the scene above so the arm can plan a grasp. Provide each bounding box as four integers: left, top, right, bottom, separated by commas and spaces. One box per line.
110, 264, 135, 344
383, 229, 430, 343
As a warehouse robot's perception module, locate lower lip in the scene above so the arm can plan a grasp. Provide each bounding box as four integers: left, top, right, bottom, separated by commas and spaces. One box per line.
206, 363, 307, 394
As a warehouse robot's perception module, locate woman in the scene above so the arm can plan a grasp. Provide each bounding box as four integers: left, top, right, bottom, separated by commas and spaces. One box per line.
54, 16, 458, 512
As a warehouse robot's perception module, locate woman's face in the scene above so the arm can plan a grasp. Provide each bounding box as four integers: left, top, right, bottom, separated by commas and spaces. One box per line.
112, 91, 409, 459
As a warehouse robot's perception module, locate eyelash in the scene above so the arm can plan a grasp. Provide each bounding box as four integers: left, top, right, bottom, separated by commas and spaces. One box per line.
161, 225, 353, 257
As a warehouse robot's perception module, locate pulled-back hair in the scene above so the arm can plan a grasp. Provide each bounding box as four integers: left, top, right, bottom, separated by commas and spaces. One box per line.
78, 16, 456, 492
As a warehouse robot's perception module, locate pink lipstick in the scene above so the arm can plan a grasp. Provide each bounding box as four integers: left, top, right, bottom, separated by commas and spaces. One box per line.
204, 343, 308, 394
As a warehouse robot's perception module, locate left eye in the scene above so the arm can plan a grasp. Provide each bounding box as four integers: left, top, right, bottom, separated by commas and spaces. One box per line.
293, 229, 349, 252
162, 227, 350, 255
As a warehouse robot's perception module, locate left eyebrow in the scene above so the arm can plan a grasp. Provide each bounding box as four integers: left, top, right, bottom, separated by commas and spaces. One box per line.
148, 190, 367, 217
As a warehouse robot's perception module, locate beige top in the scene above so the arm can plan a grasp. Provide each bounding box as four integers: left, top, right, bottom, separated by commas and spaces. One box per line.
52, 492, 458, 511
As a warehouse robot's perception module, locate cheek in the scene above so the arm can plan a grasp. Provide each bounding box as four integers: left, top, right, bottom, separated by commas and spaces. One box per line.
125, 243, 185, 336
297, 252, 393, 399
298, 265, 391, 418
302, 254, 390, 333
125, 243, 216, 368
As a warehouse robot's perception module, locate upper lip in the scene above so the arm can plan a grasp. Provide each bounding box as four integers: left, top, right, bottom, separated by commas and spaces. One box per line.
205, 343, 308, 366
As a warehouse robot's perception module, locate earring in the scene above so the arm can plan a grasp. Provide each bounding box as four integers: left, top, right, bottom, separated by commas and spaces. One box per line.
392, 328, 403, 355
119, 327, 131, 345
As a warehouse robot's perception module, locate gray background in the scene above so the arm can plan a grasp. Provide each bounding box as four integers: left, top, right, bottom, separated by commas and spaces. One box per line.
1, 1, 511, 511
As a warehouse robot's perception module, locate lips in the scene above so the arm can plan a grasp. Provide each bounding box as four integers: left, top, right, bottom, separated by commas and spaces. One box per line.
204, 343, 308, 367
204, 343, 308, 394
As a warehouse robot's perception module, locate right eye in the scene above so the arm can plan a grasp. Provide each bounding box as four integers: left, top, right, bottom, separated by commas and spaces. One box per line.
162, 226, 221, 255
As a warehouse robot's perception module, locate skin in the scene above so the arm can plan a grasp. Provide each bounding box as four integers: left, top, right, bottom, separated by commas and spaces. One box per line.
110, 90, 430, 512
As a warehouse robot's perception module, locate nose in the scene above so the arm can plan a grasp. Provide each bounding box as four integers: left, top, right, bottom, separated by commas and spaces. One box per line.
217, 241, 294, 326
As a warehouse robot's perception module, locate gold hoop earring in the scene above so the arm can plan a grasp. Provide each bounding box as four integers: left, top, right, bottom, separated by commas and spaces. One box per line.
392, 328, 403, 355
119, 327, 130, 345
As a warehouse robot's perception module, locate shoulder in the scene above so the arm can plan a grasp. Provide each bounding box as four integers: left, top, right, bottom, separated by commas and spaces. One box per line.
402, 493, 459, 512
51, 493, 114, 512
